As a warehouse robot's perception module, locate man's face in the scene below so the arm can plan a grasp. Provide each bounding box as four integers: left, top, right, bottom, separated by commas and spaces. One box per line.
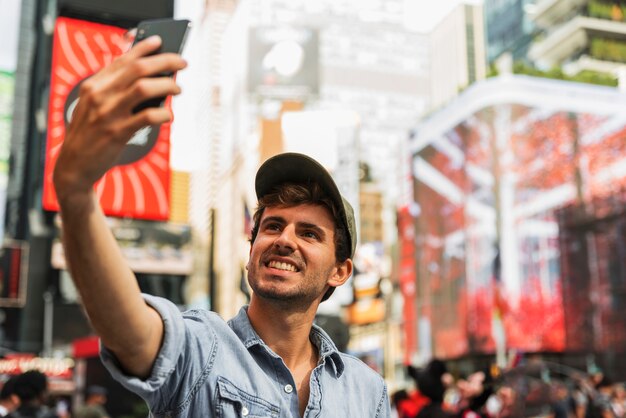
246, 204, 348, 305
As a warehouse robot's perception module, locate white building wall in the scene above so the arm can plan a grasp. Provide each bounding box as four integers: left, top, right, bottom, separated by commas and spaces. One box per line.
428, 2, 487, 111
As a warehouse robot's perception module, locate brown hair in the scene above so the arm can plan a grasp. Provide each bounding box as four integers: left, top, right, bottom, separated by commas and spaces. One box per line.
249, 183, 350, 301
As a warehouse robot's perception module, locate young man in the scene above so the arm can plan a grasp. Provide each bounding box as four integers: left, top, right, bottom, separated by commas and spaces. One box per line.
53, 35, 390, 417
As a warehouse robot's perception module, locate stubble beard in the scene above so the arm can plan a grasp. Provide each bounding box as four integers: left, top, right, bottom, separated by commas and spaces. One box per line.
247, 260, 332, 309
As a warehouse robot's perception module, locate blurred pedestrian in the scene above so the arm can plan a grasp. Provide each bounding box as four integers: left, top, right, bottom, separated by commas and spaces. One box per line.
392, 389, 410, 418
392, 371, 431, 418
0, 376, 20, 416
587, 375, 617, 418
610, 383, 625, 418
414, 360, 453, 418
455, 370, 494, 418
549, 381, 570, 418
74, 386, 109, 418
571, 380, 590, 418
7, 370, 58, 418
483, 385, 517, 418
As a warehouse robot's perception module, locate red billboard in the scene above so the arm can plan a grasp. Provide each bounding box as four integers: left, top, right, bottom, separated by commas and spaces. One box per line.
42, 17, 172, 220
411, 96, 626, 358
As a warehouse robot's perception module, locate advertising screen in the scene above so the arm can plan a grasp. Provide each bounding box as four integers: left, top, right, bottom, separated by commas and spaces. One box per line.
42, 17, 172, 220
412, 91, 626, 357
248, 26, 319, 98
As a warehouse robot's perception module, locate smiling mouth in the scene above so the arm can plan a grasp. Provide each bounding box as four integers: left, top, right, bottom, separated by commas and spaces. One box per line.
266, 260, 299, 272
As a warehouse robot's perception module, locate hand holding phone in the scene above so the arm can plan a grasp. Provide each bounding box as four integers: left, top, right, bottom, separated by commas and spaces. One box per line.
131, 18, 191, 113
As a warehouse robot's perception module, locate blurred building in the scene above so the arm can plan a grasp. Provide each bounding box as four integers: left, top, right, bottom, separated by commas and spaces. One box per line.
484, 0, 536, 64
169, 170, 191, 224
359, 183, 384, 244
245, 0, 430, 210
428, 1, 487, 111
171, 0, 240, 316
528, 0, 626, 78
0, 71, 13, 244
407, 74, 626, 378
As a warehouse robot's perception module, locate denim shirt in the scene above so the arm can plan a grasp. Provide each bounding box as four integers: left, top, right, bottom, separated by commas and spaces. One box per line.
101, 294, 391, 417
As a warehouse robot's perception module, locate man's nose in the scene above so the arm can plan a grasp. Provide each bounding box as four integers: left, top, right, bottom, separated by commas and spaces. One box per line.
273, 226, 296, 252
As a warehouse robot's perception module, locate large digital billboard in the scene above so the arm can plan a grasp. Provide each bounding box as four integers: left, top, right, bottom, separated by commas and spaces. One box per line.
410, 76, 626, 358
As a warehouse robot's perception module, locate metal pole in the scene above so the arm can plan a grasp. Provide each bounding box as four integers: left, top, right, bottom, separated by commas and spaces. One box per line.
42, 290, 53, 356
209, 209, 217, 312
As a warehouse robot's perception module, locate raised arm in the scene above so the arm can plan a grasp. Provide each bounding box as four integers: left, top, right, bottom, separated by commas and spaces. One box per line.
52, 36, 187, 378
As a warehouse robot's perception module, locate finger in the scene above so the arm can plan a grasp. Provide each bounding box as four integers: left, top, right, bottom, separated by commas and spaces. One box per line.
84, 35, 181, 89
142, 52, 188, 72
103, 53, 187, 96
126, 35, 163, 59
120, 106, 172, 137
130, 53, 188, 78
123, 77, 182, 112
85, 35, 186, 99
90, 35, 162, 83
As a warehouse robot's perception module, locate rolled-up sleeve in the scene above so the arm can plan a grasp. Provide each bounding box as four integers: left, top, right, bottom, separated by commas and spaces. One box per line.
100, 294, 186, 398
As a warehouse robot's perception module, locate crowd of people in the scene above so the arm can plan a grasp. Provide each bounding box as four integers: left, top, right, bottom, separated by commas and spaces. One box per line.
392, 359, 626, 418
1, 361, 624, 418
0, 371, 108, 418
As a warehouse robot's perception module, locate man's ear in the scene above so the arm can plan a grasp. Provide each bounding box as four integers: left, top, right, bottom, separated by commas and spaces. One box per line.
328, 258, 353, 288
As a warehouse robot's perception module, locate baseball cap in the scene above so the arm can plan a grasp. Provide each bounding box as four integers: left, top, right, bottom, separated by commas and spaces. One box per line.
255, 153, 357, 258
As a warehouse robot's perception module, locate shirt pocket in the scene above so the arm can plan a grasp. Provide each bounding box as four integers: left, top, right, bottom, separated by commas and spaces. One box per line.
216, 376, 281, 418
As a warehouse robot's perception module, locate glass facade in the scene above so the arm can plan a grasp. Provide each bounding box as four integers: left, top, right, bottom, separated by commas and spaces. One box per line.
484, 0, 535, 63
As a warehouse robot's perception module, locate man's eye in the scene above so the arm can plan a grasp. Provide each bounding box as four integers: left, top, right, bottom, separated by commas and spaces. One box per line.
265, 223, 281, 231
302, 231, 319, 239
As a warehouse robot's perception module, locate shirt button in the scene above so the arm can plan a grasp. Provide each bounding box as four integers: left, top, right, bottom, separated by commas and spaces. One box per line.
241, 406, 249, 416
284, 384, 294, 394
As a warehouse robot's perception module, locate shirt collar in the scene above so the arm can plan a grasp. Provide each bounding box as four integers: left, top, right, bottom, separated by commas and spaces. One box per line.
228, 306, 263, 348
310, 321, 345, 377
228, 306, 345, 377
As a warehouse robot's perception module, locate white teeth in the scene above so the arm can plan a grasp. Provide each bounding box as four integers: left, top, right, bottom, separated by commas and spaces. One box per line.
268, 261, 297, 272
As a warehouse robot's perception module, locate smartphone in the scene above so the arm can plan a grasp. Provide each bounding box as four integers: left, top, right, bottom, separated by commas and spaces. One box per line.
131, 18, 191, 113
